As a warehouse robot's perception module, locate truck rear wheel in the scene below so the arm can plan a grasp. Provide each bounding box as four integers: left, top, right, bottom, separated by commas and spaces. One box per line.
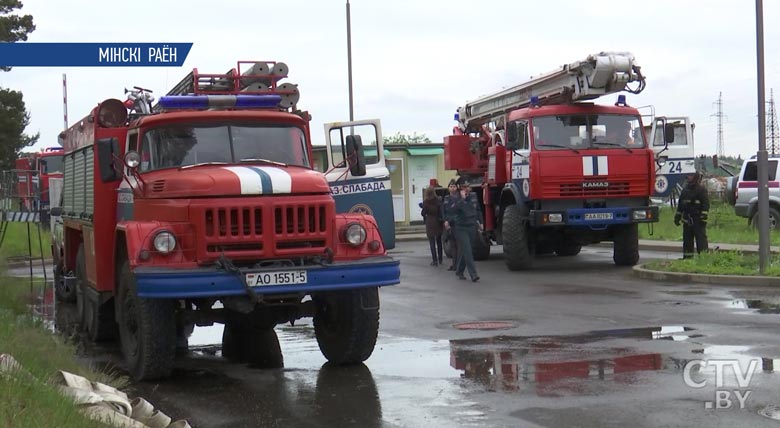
221, 322, 283, 368
613, 224, 639, 266
54, 261, 76, 302
472, 230, 491, 261
314, 288, 379, 364
502, 205, 533, 270
555, 243, 582, 257
117, 261, 176, 380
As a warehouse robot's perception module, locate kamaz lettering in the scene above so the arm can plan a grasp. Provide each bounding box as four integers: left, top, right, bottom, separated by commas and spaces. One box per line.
583, 182, 609, 188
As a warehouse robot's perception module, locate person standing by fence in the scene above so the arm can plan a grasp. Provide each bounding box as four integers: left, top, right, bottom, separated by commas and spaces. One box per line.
422, 186, 444, 266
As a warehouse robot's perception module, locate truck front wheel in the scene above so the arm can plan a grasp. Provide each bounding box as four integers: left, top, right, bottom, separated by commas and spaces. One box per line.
613, 224, 639, 266
116, 261, 176, 380
314, 288, 379, 364
221, 322, 283, 368
502, 205, 533, 270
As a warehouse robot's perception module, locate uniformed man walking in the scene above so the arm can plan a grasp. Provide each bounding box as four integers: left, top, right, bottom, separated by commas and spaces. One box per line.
674, 171, 709, 258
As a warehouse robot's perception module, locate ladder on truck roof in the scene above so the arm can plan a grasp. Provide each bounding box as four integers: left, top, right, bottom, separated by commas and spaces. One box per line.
152, 61, 300, 112
457, 52, 646, 130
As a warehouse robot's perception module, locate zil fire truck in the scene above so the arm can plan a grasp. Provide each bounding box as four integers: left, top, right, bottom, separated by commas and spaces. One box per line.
52, 61, 401, 380
15, 147, 64, 220
444, 52, 660, 270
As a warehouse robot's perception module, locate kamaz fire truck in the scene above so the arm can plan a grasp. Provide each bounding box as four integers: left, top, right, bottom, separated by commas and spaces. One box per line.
52, 61, 400, 380
445, 52, 659, 269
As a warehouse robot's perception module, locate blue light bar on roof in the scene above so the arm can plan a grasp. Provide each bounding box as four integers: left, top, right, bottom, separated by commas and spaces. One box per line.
158, 94, 282, 109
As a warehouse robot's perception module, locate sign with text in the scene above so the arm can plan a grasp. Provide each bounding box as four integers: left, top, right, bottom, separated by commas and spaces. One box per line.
0, 43, 193, 67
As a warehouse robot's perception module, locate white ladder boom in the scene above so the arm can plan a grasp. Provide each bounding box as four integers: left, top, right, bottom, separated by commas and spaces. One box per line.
458, 52, 645, 129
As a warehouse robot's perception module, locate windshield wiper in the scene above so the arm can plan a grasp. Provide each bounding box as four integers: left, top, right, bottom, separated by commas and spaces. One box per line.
539, 143, 579, 154
239, 158, 287, 167
592, 141, 634, 153
179, 162, 228, 170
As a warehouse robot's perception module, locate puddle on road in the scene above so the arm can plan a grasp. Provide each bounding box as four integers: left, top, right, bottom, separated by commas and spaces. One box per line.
728, 299, 780, 314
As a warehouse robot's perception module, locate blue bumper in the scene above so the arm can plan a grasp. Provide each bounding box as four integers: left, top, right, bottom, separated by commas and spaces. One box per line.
134, 256, 400, 299
530, 206, 659, 227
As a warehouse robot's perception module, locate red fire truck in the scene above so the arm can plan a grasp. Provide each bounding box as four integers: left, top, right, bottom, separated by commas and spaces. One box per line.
445, 52, 661, 269
52, 61, 400, 380
15, 147, 64, 214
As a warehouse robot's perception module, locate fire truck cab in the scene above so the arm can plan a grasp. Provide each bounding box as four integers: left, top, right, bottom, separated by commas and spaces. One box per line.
54, 61, 400, 380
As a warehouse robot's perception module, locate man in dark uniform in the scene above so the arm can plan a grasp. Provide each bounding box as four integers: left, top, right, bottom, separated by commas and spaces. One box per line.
451, 177, 480, 282
442, 179, 459, 271
674, 171, 709, 258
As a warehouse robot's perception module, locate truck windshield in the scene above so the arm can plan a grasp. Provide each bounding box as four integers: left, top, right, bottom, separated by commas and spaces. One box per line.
40, 155, 63, 173
139, 124, 309, 171
533, 114, 644, 151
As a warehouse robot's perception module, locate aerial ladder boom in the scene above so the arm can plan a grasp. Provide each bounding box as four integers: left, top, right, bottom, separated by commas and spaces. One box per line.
457, 52, 646, 130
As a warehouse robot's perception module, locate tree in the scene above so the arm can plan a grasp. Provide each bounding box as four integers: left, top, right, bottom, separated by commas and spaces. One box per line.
0, 1, 37, 168
0, 0, 36, 71
383, 132, 432, 145
0, 89, 39, 170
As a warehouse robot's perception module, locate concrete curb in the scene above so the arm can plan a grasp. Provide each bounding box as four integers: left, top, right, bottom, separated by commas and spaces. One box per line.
632, 264, 780, 286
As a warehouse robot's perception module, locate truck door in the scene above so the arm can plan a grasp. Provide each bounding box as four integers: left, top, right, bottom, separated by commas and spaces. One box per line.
324, 119, 395, 249
649, 116, 695, 198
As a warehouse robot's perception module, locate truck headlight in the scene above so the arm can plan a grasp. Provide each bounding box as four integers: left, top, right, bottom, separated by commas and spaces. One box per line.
153, 231, 177, 253
548, 213, 563, 223
343, 223, 367, 247
632, 210, 648, 220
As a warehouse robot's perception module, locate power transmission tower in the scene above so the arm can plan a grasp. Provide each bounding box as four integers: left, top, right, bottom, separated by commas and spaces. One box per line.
768, 88, 779, 155
711, 92, 726, 158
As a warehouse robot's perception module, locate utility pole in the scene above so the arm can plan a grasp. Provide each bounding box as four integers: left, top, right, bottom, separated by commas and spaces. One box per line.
755, 0, 770, 273
768, 88, 779, 156
711, 92, 726, 158
346, 0, 354, 121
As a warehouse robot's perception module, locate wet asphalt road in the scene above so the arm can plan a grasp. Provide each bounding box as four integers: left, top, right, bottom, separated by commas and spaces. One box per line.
34, 242, 780, 427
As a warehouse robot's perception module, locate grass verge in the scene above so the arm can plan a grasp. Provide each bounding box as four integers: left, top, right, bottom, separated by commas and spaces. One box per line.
645, 250, 780, 276
0, 276, 123, 428
0, 223, 52, 260
640, 201, 780, 246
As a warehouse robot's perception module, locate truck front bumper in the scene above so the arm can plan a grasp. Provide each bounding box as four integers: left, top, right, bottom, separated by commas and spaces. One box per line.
134, 256, 400, 299
529, 206, 659, 227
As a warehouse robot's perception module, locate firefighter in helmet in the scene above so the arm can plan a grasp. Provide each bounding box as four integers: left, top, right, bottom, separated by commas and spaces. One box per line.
674, 171, 709, 258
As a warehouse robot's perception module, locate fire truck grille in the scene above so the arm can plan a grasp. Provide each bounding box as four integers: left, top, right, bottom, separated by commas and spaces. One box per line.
201, 202, 330, 256
557, 182, 631, 197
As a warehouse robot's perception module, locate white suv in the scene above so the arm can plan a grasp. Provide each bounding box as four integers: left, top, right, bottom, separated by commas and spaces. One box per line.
731, 156, 780, 229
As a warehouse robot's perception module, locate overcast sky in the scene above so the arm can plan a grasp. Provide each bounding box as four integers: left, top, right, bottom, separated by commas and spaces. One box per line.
1, 0, 779, 158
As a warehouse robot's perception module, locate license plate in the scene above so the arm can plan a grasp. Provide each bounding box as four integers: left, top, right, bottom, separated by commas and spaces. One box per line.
245, 270, 307, 286
584, 213, 613, 220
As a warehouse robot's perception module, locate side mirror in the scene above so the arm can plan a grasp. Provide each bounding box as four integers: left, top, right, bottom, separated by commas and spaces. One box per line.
124, 151, 141, 170
49, 207, 63, 217
506, 122, 519, 150
345, 135, 366, 177
664, 123, 675, 144
96, 137, 121, 182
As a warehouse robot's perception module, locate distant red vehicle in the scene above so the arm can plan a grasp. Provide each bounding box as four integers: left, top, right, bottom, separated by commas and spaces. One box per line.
14, 147, 64, 211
